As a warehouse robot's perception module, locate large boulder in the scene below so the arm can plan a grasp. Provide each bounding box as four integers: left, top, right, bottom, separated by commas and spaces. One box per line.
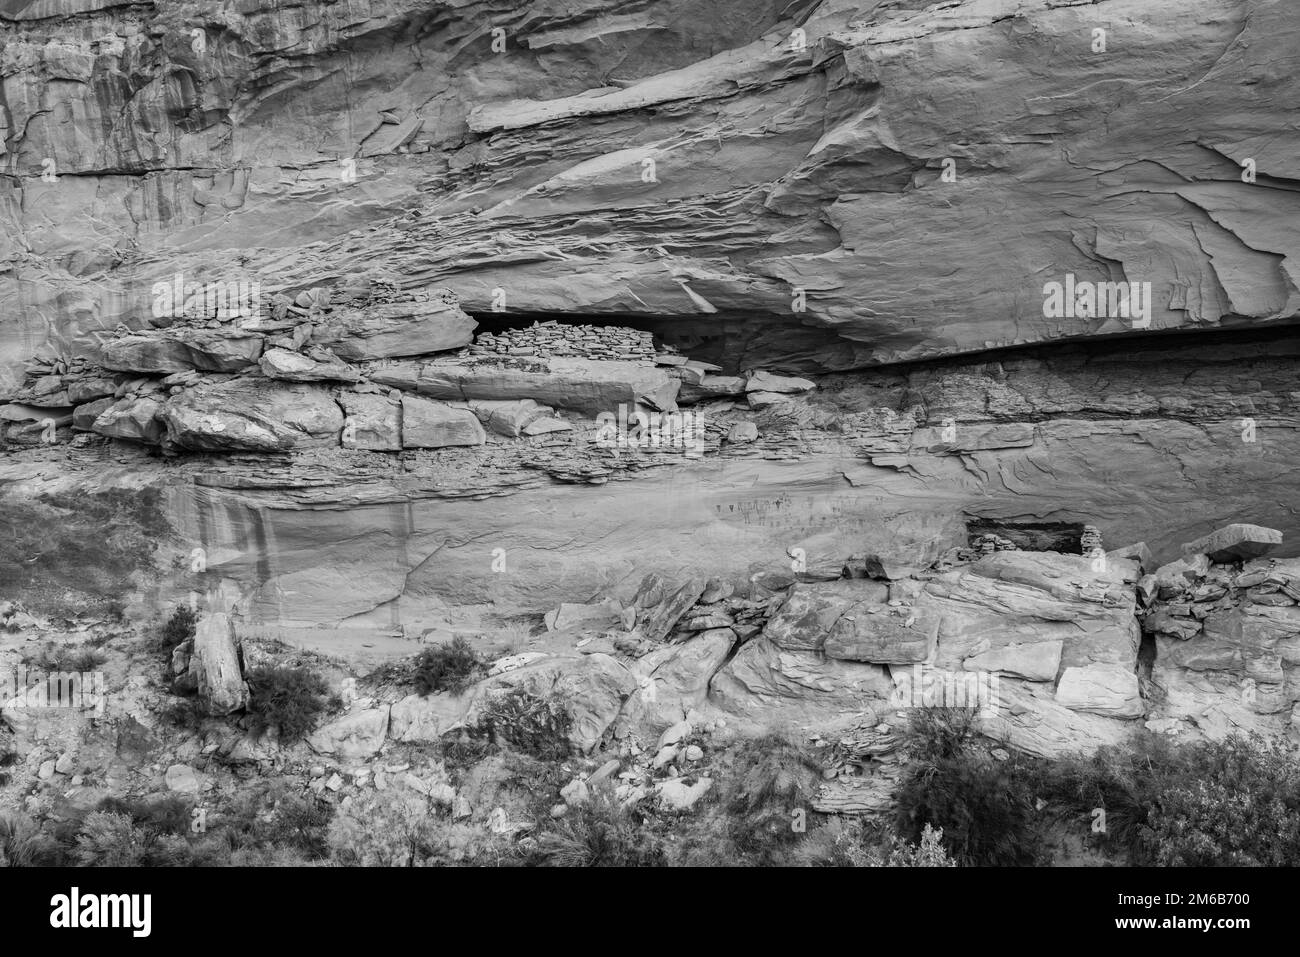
91, 396, 164, 444
822, 605, 939, 665
259, 347, 361, 383
963, 639, 1063, 681
390, 653, 637, 754
339, 392, 401, 451
618, 626, 736, 728
745, 371, 815, 394
401, 395, 487, 448
544, 599, 621, 632
709, 635, 894, 728
315, 292, 475, 360
469, 653, 638, 754
1181, 523, 1283, 564
977, 681, 1135, 758
66, 377, 119, 405
101, 328, 264, 374
467, 398, 551, 437
188, 613, 249, 715
763, 580, 890, 651
307, 707, 390, 759
389, 692, 472, 743
160, 380, 343, 451
630, 573, 708, 642
72, 396, 116, 432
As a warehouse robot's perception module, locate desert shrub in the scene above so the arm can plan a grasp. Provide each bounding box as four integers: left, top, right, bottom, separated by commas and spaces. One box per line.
158, 605, 199, 653
72, 799, 229, 867
713, 733, 823, 865
413, 637, 483, 696
256, 793, 335, 858
895, 752, 1044, 866
438, 733, 497, 773
73, 812, 151, 866
159, 698, 209, 732
327, 791, 447, 867
807, 819, 958, 867
1039, 734, 1300, 866
884, 824, 958, 867
532, 793, 666, 867
0, 744, 16, 787
476, 684, 572, 760
894, 709, 1044, 866
195, 785, 331, 862
905, 707, 979, 761
0, 812, 61, 866
22, 641, 106, 674
245, 665, 336, 742
95, 794, 192, 837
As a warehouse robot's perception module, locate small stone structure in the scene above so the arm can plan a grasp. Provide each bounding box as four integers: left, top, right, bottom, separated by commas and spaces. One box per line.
468, 321, 656, 362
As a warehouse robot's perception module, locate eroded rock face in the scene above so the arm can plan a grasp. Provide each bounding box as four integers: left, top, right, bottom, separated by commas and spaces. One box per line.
3, 0, 1297, 388
1147, 552, 1300, 741
924, 552, 1141, 680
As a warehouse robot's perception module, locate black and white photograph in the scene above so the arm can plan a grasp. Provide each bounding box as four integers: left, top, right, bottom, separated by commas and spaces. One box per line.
0, 0, 1287, 932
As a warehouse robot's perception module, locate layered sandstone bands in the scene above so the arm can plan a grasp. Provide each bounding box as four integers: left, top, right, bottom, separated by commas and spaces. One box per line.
1, 0, 1297, 387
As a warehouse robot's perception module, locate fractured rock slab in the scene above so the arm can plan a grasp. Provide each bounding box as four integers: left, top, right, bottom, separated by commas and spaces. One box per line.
632, 574, 708, 642
762, 580, 889, 651
308, 706, 390, 759
91, 396, 164, 444
1055, 663, 1144, 718
161, 380, 343, 451
315, 293, 475, 360
745, 371, 815, 394
373, 357, 681, 416
260, 347, 361, 383
401, 395, 486, 448
963, 638, 1063, 681
339, 392, 401, 451
823, 606, 940, 665
468, 398, 550, 437
101, 328, 264, 374
1181, 523, 1282, 563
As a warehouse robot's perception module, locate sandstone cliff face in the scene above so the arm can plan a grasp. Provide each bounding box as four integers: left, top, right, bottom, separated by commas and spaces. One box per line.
2, 0, 1300, 782
3, 0, 1298, 387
